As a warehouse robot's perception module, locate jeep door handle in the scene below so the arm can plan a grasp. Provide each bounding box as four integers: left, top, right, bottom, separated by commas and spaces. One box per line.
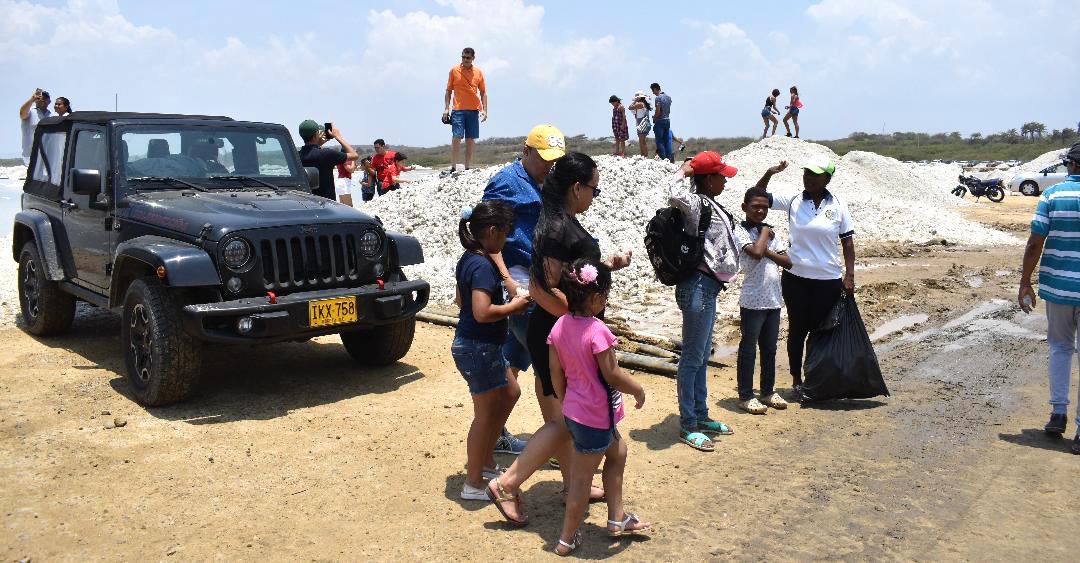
61, 200, 77, 211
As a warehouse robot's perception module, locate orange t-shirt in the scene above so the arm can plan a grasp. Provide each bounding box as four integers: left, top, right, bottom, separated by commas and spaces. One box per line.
446, 65, 486, 111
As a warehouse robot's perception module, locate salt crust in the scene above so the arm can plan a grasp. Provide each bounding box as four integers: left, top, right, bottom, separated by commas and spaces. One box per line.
363, 136, 1018, 336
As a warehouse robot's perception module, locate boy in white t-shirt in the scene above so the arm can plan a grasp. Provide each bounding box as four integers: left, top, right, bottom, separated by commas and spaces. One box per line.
733, 187, 793, 414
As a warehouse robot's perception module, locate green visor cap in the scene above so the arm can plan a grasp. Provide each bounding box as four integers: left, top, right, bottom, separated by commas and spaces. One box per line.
802, 155, 836, 175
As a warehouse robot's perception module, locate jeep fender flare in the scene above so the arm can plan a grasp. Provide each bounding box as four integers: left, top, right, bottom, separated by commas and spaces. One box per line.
13, 209, 65, 281
385, 231, 424, 267
109, 236, 220, 307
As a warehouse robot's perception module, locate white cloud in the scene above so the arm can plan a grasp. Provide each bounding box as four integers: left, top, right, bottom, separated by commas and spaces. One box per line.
806, 0, 927, 32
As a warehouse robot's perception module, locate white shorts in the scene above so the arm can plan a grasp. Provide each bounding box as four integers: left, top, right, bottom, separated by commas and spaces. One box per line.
336, 178, 353, 196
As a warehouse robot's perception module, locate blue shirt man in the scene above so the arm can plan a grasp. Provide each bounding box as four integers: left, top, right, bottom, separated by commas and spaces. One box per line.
651, 82, 673, 162
1020, 140, 1080, 452
481, 124, 565, 374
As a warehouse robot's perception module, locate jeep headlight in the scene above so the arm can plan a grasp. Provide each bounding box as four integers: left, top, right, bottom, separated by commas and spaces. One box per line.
359, 230, 382, 257
222, 238, 252, 270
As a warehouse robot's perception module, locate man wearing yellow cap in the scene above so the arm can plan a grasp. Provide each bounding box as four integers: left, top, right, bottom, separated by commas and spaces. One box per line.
482, 124, 566, 455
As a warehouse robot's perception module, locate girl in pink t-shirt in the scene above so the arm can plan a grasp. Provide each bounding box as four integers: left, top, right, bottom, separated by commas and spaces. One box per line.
546, 258, 650, 555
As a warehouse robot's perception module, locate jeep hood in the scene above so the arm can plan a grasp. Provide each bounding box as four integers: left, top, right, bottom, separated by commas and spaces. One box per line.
122, 189, 378, 240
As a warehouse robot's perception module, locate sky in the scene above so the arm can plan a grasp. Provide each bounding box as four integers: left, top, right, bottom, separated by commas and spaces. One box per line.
2, 0, 1078, 156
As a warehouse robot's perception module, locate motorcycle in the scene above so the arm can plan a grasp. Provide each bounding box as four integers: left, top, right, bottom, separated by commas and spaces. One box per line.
954, 174, 1005, 203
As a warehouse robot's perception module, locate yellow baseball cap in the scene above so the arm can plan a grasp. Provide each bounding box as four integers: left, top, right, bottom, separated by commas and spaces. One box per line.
525, 124, 566, 161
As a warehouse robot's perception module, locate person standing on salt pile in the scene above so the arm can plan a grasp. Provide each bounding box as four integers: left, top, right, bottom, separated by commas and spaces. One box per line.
627, 92, 651, 157
19, 89, 51, 166
783, 86, 802, 138
758, 157, 856, 399
487, 152, 631, 525
442, 46, 487, 175
482, 124, 566, 458
761, 89, 781, 139
1019, 141, 1080, 455
669, 152, 740, 452
609, 95, 629, 157
651, 82, 674, 162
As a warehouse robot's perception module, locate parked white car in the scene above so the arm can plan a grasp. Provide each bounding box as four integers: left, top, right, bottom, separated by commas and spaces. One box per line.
1008, 162, 1069, 196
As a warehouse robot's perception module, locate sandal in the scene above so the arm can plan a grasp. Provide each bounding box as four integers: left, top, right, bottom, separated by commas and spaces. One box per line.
698, 418, 734, 436
554, 529, 582, 556
486, 477, 528, 527
679, 430, 715, 452
738, 398, 768, 415
761, 393, 788, 410
608, 512, 651, 537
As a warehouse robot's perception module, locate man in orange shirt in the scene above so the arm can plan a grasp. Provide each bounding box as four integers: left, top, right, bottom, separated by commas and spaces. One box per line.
442, 46, 487, 174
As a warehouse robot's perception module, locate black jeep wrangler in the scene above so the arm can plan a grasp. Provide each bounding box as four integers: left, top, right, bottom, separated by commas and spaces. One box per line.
13, 112, 429, 406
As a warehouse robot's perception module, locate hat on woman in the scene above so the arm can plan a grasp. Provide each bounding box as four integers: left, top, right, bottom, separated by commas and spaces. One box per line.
688, 151, 738, 177
634, 90, 647, 99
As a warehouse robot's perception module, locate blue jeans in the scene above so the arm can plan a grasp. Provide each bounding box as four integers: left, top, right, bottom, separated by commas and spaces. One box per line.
1046, 301, 1080, 427
736, 308, 780, 400
653, 118, 673, 162
675, 271, 722, 429
502, 304, 533, 372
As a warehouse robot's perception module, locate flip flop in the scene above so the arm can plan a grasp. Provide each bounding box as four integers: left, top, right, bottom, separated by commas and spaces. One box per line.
679, 430, 715, 452
486, 477, 528, 527
698, 419, 734, 435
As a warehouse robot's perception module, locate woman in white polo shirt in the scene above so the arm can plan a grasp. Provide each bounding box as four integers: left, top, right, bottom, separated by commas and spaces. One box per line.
758, 156, 855, 396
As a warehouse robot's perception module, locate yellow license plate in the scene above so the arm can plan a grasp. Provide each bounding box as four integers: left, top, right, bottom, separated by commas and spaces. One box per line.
308, 297, 358, 327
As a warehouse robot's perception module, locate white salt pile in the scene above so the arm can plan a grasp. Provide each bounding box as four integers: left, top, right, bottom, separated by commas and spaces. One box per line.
986, 147, 1068, 182
365, 136, 1017, 337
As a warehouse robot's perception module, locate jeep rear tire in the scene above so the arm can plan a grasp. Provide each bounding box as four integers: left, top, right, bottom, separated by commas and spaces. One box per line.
18, 241, 76, 336
122, 278, 202, 406
340, 317, 416, 366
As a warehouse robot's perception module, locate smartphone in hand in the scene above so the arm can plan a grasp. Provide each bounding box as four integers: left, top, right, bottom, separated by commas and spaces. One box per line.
324, 122, 333, 136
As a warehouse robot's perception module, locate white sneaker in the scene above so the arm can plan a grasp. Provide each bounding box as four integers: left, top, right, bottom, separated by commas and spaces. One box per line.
461, 483, 488, 501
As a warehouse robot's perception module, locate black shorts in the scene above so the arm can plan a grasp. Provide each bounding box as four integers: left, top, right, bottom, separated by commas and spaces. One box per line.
526, 307, 560, 397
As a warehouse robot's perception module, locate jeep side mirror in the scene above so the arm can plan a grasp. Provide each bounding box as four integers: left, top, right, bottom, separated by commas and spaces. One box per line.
72, 169, 102, 196
304, 167, 319, 191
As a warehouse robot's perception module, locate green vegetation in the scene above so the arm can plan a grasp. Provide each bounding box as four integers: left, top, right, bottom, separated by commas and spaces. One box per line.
1, 158, 23, 167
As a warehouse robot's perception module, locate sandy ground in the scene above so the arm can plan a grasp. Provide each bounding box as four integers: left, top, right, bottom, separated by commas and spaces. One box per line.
3, 195, 1080, 561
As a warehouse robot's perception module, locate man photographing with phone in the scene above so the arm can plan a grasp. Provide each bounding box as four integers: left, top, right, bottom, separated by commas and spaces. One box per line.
298, 119, 359, 201
19, 88, 52, 165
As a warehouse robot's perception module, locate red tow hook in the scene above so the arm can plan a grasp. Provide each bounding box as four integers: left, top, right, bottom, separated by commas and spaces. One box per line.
376, 278, 385, 290
266, 291, 277, 304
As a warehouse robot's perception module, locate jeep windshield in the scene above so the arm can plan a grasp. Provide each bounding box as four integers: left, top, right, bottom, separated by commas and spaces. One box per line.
120, 126, 302, 188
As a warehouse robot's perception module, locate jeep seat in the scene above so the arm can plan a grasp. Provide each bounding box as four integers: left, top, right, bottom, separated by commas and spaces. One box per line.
189, 140, 228, 173
147, 139, 170, 158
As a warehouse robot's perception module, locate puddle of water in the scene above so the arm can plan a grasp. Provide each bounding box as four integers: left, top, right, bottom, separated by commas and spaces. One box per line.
870, 313, 930, 341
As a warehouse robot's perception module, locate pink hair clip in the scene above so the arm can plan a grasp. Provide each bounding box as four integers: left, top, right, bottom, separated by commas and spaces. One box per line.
578, 264, 598, 284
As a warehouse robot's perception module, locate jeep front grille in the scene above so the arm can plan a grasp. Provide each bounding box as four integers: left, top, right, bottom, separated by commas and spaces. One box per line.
259, 234, 360, 290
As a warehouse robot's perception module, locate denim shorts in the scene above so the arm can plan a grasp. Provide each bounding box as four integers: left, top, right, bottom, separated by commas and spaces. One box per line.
451, 109, 480, 139
451, 334, 508, 395
564, 416, 618, 455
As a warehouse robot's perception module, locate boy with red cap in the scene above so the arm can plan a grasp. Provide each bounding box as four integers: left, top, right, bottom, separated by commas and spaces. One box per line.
668, 151, 741, 452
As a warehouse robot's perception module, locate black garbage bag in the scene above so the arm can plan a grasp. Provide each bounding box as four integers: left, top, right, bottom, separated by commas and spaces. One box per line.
801, 292, 889, 402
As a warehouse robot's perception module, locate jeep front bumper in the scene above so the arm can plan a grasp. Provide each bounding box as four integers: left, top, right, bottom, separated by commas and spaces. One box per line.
179, 279, 429, 344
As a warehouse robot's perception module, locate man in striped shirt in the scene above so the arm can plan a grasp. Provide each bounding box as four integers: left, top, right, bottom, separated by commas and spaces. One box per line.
1020, 141, 1080, 454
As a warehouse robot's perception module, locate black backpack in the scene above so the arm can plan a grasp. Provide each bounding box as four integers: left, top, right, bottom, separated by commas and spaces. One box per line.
644, 196, 714, 286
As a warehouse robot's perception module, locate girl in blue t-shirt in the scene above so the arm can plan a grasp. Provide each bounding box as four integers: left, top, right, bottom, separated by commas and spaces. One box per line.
453, 200, 532, 502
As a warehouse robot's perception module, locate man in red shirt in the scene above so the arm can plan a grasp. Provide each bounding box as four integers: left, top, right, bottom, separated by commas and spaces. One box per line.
370, 138, 396, 194
441, 47, 487, 175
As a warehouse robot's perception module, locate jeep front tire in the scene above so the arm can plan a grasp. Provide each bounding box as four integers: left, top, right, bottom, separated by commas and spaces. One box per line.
340, 317, 416, 366
122, 278, 202, 406
18, 241, 76, 335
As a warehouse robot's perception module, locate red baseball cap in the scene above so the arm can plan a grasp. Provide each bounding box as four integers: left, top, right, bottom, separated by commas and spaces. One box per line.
688, 151, 738, 177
